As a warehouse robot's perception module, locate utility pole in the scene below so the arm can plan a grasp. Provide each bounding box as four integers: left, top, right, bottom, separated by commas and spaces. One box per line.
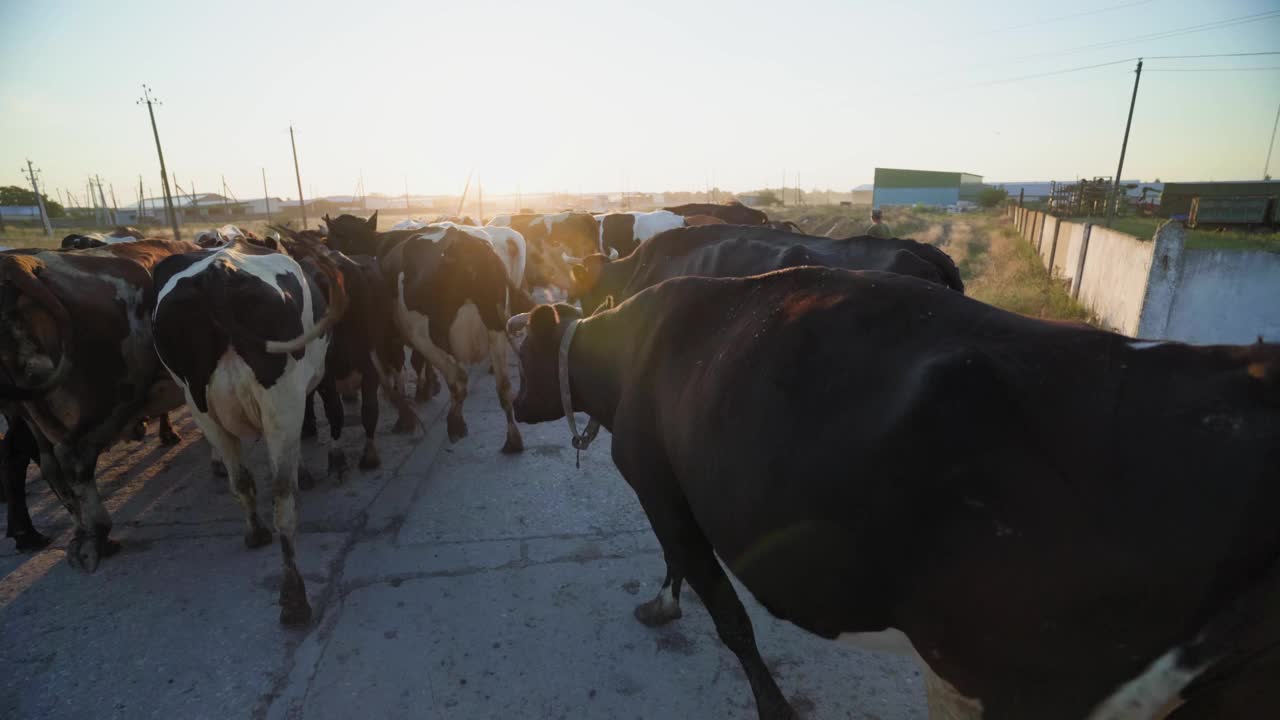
477, 176, 484, 222
138, 175, 145, 221
22, 159, 53, 236
109, 183, 120, 225
95, 175, 115, 225
138, 84, 181, 240
1264, 97, 1280, 180
404, 176, 411, 212
290, 124, 307, 228
262, 168, 272, 220
221, 175, 231, 215
1106, 59, 1143, 228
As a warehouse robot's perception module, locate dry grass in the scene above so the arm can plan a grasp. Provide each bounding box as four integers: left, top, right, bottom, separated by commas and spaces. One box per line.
777, 205, 1092, 323
957, 215, 1092, 322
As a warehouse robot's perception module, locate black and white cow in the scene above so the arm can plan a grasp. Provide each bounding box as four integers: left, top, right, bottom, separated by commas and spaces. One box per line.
324, 213, 533, 451
152, 241, 347, 625
508, 267, 1280, 719
594, 210, 686, 257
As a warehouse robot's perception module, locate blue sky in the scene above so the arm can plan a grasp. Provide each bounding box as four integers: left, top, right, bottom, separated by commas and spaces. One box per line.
1, 0, 1277, 201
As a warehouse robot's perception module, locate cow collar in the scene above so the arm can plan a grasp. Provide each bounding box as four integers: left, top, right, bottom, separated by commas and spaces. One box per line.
559, 318, 601, 462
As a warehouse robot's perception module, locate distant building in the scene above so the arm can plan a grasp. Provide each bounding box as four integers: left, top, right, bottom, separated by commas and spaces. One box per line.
850, 184, 874, 205
737, 193, 766, 206
872, 168, 983, 207
1157, 180, 1278, 218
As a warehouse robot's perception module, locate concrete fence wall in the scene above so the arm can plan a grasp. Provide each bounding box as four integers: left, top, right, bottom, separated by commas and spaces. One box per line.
1006, 205, 1280, 343
1074, 226, 1156, 335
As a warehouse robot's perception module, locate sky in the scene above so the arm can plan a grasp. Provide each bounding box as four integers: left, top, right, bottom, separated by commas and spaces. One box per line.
2, 0, 1278, 203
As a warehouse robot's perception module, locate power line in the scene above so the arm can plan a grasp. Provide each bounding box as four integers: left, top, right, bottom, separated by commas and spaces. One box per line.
1145, 51, 1280, 59
1015, 10, 1280, 60
973, 51, 1280, 87
1146, 66, 1280, 72
971, 58, 1136, 87
987, 0, 1157, 34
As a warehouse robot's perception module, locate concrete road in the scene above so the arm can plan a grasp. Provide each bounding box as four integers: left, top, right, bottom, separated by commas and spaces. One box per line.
1, 368, 926, 719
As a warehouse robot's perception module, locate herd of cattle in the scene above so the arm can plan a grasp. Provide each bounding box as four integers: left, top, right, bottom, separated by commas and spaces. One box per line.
1, 200, 1277, 719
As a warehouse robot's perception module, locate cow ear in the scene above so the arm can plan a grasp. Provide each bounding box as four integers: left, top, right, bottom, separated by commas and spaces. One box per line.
529, 305, 559, 340
323, 213, 332, 225
367, 211, 378, 230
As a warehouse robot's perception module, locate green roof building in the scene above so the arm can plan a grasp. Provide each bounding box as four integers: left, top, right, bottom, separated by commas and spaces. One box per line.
872, 168, 983, 208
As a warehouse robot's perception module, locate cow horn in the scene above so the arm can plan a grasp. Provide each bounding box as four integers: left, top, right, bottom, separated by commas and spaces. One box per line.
507, 313, 531, 335
561, 252, 582, 265
607, 247, 619, 260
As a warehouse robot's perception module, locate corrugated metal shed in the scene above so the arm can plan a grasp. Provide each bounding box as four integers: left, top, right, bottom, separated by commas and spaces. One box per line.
1158, 180, 1280, 218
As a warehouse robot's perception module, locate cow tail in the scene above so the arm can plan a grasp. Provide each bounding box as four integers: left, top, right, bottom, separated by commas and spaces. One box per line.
265, 253, 349, 354
0, 256, 73, 399
508, 277, 536, 315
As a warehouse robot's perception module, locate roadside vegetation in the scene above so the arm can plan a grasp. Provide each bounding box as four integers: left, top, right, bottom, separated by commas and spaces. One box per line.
1067, 215, 1280, 253
773, 204, 1092, 323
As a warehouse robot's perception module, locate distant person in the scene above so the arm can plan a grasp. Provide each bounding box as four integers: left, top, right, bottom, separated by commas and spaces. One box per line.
865, 209, 891, 238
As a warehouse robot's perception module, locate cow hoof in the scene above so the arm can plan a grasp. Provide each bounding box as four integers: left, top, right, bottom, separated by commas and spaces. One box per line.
634, 597, 683, 627
280, 601, 313, 627
66, 534, 118, 573
301, 422, 318, 440
211, 459, 228, 478
500, 432, 524, 455
328, 449, 348, 478
279, 569, 312, 626
446, 415, 468, 443
358, 445, 382, 470
130, 419, 147, 442
13, 530, 52, 552
159, 427, 182, 446
244, 527, 273, 549
298, 468, 317, 491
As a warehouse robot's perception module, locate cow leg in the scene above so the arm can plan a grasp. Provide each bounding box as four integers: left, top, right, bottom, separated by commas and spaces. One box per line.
358, 369, 381, 469
265, 430, 311, 626
301, 391, 318, 440
197, 415, 270, 549
60, 445, 118, 574
2, 420, 51, 552
373, 352, 421, 435
411, 352, 438, 403
635, 567, 684, 627
632, 474, 794, 720
488, 330, 523, 454
157, 412, 182, 446
407, 338, 467, 443
317, 374, 347, 479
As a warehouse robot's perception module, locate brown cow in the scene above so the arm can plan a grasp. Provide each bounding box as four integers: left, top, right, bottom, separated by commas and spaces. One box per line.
0, 239, 200, 570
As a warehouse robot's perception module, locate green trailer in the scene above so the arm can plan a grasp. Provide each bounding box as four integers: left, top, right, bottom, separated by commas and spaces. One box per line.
1187, 196, 1276, 228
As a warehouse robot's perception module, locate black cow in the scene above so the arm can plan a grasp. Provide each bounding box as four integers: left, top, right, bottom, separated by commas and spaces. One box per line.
664, 200, 769, 225
0, 413, 47, 551
60, 226, 146, 249
565, 223, 964, 316
508, 267, 1280, 720
276, 229, 420, 473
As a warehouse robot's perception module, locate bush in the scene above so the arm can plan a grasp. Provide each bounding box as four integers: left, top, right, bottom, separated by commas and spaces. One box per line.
977, 187, 1008, 208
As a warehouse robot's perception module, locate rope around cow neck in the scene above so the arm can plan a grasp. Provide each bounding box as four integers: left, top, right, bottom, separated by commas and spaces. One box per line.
559, 318, 601, 467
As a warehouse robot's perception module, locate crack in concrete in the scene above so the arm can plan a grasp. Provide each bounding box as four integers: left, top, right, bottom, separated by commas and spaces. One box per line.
251, 391, 455, 720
